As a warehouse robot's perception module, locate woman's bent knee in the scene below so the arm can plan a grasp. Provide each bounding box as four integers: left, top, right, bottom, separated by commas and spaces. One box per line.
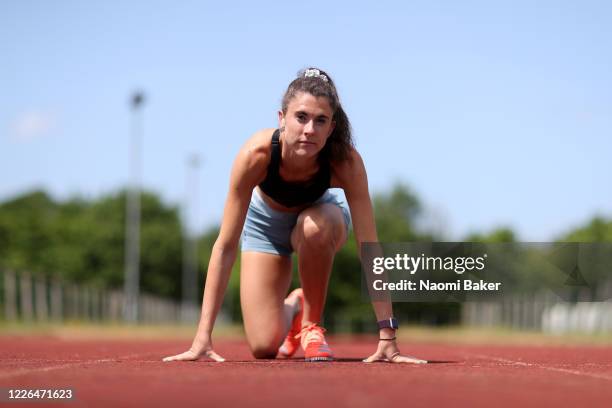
301, 216, 337, 248
251, 344, 279, 359
293, 210, 344, 253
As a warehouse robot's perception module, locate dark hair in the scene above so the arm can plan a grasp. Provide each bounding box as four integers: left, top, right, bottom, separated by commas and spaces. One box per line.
281, 67, 354, 162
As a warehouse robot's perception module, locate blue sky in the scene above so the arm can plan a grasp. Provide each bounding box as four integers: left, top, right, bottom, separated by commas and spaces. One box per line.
2, 0, 611, 240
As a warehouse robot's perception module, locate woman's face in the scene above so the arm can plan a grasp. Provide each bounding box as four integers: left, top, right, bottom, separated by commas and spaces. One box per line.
278, 92, 336, 159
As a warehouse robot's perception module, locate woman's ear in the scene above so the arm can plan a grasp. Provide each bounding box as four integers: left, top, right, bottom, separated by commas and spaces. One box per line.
278, 110, 285, 130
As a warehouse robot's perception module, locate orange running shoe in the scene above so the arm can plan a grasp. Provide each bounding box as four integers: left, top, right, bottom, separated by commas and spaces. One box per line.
277, 288, 304, 358
298, 323, 334, 362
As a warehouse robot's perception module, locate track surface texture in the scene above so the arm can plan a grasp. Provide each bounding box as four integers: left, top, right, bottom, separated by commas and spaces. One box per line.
1, 335, 612, 407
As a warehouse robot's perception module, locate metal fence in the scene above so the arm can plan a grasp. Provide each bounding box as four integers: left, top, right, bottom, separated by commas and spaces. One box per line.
4, 268, 611, 333
462, 288, 612, 334
1, 270, 197, 324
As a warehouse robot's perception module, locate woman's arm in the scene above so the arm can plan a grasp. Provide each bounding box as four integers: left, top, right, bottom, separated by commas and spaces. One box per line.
335, 150, 393, 321
164, 130, 271, 362
336, 149, 427, 364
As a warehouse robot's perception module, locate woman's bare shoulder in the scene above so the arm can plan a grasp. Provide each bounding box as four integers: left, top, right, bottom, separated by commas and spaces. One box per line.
229, 128, 276, 188
237, 128, 275, 167
330, 147, 365, 187
331, 147, 364, 172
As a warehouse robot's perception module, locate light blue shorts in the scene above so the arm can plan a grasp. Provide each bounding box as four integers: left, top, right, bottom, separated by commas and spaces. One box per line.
241, 188, 351, 257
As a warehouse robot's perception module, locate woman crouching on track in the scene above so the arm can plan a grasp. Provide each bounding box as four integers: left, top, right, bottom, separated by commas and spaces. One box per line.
163, 68, 426, 364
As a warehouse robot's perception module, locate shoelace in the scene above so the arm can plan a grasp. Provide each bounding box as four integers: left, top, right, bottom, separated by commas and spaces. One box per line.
295, 324, 326, 343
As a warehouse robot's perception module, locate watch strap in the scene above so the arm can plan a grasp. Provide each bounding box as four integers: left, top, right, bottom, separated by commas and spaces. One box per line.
377, 317, 398, 330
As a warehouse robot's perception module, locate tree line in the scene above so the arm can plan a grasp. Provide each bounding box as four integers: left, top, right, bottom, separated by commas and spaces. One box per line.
1, 185, 609, 327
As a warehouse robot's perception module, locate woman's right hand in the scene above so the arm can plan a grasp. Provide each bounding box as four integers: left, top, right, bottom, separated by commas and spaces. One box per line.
162, 336, 226, 362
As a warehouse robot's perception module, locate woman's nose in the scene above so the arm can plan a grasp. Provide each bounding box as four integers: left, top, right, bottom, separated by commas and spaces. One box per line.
304, 120, 315, 133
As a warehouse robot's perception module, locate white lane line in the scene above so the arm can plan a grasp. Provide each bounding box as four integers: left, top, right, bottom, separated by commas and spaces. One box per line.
469, 353, 612, 382
0, 353, 146, 380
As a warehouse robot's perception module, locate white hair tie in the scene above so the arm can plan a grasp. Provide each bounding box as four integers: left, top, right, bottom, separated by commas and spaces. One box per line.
304, 68, 328, 82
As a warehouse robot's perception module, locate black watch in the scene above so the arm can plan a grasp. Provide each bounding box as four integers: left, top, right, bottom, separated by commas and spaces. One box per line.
377, 317, 399, 330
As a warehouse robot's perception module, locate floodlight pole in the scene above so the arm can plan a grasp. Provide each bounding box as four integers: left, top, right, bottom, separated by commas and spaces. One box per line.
181, 154, 200, 322
123, 91, 145, 323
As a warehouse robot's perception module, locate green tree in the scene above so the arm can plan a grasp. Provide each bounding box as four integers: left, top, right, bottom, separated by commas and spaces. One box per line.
0, 189, 184, 297
465, 227, 517, 243
372, 183, 421, 241
559, 216, 612, 242
0, 190, 58, 273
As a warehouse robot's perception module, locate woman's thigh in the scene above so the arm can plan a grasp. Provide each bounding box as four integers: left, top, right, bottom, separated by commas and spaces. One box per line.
240, 251, 292, 350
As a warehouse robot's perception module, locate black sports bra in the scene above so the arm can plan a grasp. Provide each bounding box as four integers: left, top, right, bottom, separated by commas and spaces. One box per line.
258, 129, 331, 207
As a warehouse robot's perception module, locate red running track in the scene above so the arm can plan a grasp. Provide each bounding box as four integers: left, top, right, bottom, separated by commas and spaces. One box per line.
1, 336, 612, 407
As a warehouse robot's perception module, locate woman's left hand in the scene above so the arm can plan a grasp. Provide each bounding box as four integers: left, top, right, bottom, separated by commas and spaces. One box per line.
363, 339, 427, 364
